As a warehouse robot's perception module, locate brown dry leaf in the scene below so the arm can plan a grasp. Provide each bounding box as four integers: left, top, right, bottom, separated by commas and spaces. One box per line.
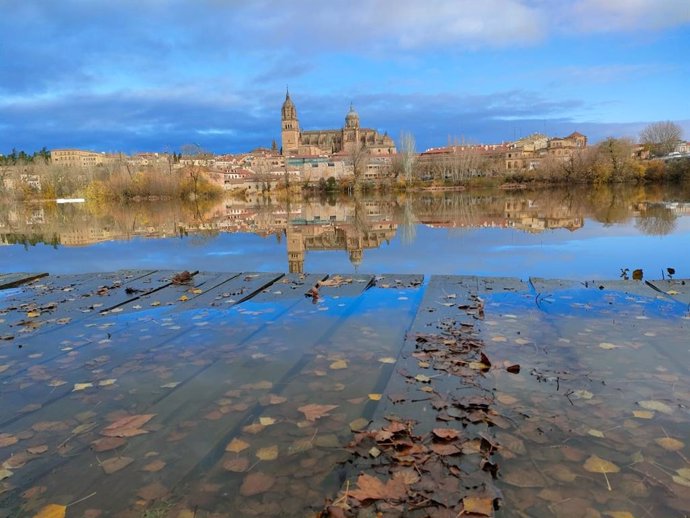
0, 434, 18, 448
672, 475, 690, 488
348, 473, 406, 502
32, 421, 69, 432
655, 437, 684, 451
242, 423, 265, 434
632, 410, 654, 419
392, 468, 420, 485
225, 438, 250, 453
298, 403, 338, 422
91, 437, 126, 452
414, 374, 431, 383
101, 414, 155, 437
677, 468, 690, 479
240, 471, 275, 496
604, 512, 634, 518
583, 455, 620, 473
223, 457, 250, 472
101, 456, 134, 474
432, 428, 460, 440
142, 459, 166, 472
27, 445, 48, 455
368, 393, 382, 401
26, 310, 41, 318
267, 394, 287, 405
329, 359, 348, 370
73, 382, 94, 392
33, 504, 66, 518
259, 416, 276, 426
138, 482, 168, 501
256, 445, 278, 461
349, 418, 369, 431
463, 496, 494, 516
638, 400, 673, 414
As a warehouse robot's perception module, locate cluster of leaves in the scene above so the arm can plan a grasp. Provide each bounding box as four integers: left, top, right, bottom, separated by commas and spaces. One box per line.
0, 148, 51, 165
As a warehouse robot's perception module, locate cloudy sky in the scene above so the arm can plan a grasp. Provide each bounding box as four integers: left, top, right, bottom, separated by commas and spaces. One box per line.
1, 0, 689, 154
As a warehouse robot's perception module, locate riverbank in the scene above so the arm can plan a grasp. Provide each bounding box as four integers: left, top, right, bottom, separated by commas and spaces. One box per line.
1, 271, 688, 517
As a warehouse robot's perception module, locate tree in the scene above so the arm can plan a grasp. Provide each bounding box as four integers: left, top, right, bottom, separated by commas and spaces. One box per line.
640, 121, 683, 157
348, 141, 370, 190
398, 131, 416, 183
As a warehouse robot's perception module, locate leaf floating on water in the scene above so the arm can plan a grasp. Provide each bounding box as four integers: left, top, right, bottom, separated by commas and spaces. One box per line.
98, 379, 117, 387
378, 357, 396, 364
100, 456, 134, 474
141, 459, 166, 472
240, 472, 275, 496
178, 295, 189, 302
414, 374, 431, 383
329, 359, 348, 370
26, 310, 40, 318
348, 473, 406, 502
599, 342, 619, 350
655, 437, 684, 451
432, 428, 461, 440
588, 429, 605, 438
672, 475, 690, 488
349, 418, 370, 432
677, 468, 690, 479
583, 455, 620, 474
150, 301, 161, 306
573, 390, 594, 400
604, 512, 635, 518
638, 400, 673, 414
73, 382, 94, 392
632, 410, 654, 419
27, 445, 48, 455
226, 438, 250, 453
91, 437, 126, 452
33, 504, 66, 518
0, 468, 13, 481
298, 404, 338, 422
462, 496, 494, 516
101, 414, 156, 437
256, 445, 278, 461
259, 417, 276, 426
368, 393, 382, 401
223, 457, 250, 472
160, 382, 181, 389
0, 433, 18, 448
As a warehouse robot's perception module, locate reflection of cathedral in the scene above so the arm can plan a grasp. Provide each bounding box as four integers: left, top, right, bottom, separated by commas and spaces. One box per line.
286, 222, 396, 273
281, 90, 396, 156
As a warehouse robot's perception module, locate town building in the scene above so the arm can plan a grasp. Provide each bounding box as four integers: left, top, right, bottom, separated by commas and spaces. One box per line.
51, 149, 116, 168
281, 91, 396, 157
505, 132, 587, 171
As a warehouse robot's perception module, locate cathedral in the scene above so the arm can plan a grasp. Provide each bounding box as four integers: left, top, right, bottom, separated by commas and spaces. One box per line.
281, 91, 396, 156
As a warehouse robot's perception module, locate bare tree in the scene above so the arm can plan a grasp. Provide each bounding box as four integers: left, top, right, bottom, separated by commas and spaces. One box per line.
640, 121, 683, 157
349, 142, 370, 190
398, 131, 416, 183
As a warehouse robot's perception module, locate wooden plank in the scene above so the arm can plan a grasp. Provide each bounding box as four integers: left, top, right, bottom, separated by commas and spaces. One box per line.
2, 273, 397, 513
0, 272, 48, 290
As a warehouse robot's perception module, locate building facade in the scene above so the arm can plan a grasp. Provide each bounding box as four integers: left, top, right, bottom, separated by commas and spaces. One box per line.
280, 91, 396, 157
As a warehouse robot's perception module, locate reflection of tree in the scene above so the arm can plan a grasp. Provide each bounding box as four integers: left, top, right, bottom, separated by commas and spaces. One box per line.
401, 198, 418, 245
635, 205, 677, 236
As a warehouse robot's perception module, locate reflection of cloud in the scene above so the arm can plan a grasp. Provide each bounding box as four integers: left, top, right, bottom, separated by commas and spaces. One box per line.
566, 0, 690, 32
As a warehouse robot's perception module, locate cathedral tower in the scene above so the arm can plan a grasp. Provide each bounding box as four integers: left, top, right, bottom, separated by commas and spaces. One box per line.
281, 89, 300, 156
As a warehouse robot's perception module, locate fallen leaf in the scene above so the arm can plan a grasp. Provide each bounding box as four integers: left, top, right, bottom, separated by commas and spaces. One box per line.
160, 382, 181, 389
677, 468, 690, 479
573, 390, 593, 400
584, 455, 620, 474
604, 512, 634, 518
655, 437, 684, 451
588, 429, 605, 438
414, 374, 431, 383
223, 457, 250, 472
91, 437, 126, 452
73, 382, 94, 392
378, 357, 396, 364
33, 504, 66, 518
101, 414, 156, 437
463, 496, 494, 516
142, 459, 166, 472
27, 445, 48, 455
98, 379, 117, 387
329, 359, 348, 370
672, 475, 690, 488
240, 472, 275, 496
256, 445, 278, 461
506, 364, 520, 374
259, 416, 276, 426
349, 418, 369, 431
298, 404, 338, 422
0, 434, 18, 448
225, 438, 250, 453
0, 468, 12, 481
638, 400, 673, 414
599, 342, 619, 350
368, 393, 382, 401
432, 428, 461, 440
178, 295, 189, 302
138, 482, 168, 501
632, 410, 654, 419
348, 473, 406, 502
26, 310, 40, 318
100, 456, 134, 474
266, 394, 287, 405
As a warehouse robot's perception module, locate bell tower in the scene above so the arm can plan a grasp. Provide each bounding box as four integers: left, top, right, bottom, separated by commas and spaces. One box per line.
281, 89, 300, 156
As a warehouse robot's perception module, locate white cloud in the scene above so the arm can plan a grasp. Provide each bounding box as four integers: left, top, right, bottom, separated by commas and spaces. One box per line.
564, 0, 690, 32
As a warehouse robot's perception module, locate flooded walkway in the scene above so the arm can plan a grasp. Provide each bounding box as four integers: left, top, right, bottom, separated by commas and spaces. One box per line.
0, 271, 689, 517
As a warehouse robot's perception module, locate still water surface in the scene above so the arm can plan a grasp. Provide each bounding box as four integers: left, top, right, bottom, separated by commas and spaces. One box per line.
1, 184, 689, 279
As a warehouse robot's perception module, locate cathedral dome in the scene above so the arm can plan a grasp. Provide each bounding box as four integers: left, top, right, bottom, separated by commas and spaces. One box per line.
345, 103, 360, 128
282, 90, 297, 120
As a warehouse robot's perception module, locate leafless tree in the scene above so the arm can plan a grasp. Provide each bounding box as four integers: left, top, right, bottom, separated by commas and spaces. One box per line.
398, 131, 416, 183
349, 142, 370, 190
640, 121, 683, 157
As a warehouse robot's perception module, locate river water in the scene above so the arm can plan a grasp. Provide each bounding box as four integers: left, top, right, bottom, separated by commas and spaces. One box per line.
1, 184, 689, 280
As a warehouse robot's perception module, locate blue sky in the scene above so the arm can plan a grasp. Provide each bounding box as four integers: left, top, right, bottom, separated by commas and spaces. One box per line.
1, 0, 689, 154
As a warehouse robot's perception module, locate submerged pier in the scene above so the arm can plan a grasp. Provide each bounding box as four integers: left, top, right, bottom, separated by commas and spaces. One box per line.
1, 271, 689, 517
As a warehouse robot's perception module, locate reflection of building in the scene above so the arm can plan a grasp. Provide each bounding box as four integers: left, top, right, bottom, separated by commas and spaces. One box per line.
281, 91, 396, 156
504, 199, 583, 232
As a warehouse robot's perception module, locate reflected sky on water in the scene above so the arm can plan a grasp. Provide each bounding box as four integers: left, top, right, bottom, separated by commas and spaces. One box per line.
1, 184, 689, 280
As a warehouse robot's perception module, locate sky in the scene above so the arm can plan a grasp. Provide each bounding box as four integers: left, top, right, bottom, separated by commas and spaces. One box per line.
1, 0, 689, 154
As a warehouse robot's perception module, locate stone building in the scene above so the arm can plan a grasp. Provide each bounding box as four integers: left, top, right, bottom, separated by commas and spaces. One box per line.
280, 91, 396, 156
